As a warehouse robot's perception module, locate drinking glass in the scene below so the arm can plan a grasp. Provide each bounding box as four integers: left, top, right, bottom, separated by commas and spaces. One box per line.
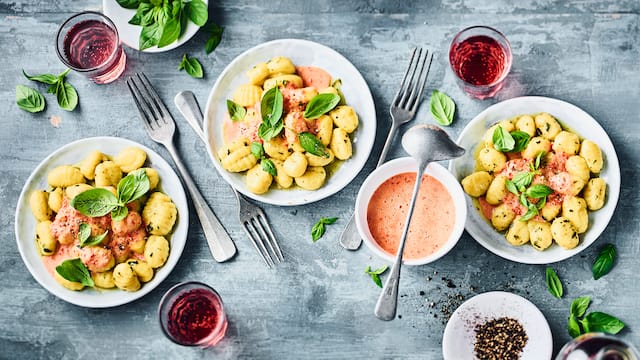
55, 11, 126, 84
158, 281, 228, 347
556, 332, 639, 360
449, 26, 512, 99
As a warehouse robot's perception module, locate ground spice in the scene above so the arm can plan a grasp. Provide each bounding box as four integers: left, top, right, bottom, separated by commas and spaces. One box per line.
474, 317, 528, 360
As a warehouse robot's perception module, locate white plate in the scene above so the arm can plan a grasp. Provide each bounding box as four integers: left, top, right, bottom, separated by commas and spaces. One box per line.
103, 0, 205, 52
15, 137, 189, 308
442, 291, 553, 360
448, 96, 620, 264
204, 39, 377, 206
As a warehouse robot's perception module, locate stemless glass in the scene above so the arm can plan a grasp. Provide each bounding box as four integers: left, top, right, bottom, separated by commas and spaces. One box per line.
449, 26, 512, 99
55, 11, 126, 84
158, 282, 228, 347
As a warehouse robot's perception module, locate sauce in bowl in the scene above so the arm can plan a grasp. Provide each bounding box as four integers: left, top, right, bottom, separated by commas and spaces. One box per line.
366, 172, 455, 259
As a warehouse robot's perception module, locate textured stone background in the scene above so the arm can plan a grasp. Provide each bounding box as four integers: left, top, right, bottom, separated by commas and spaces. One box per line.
1, 0, 638, 358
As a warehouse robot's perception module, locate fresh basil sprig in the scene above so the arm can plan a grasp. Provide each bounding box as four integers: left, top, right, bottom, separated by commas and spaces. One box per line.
492, 126, 531, 153
303, 93, 340, 119
204, 22, 224, 54
545, 267, 563, 298
16, 85, 45, 113
429, 90, 455, 126
592, 243, 616, 280
250, 141, 277, 176
567, 296, 625, 338
258, 87, 284, 141
55, 258, 94, 287
526, 184, 554, 199
77, 223, 109, 247
510, 131, 531, 152
251, 141, 265, 159
71, 169, 150, 221
178, 54, 204, 78
365, 265, 388, 288
261, 159, 277, 177
226, 100, 246, 121
311, 217, 338, 242
22, 69, 78, 111
299, 132, 329, 158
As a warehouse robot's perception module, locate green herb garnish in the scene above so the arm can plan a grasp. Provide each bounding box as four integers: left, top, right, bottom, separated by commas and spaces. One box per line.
299, 132, 329, 158
492, 126, 515, 152
226, 100, 246, 121
567, 296, 625, 338
77, 223, 109, 248
429, 90, 455, 126
251, 141, 265, 159
545, 267, 563, 299
592, 243, 616, 280
23, 69, 78, 111
365, 265, 389, 288
178, 54, 203, 78
16, 85, 45, 113
303, 93, 340, 119
258, 87, 284, 141
311, 217, 338, 242
261, 158, 277, 176
55, 258, 94, 287
204, 22, 223, 54
510, 131, 531, 152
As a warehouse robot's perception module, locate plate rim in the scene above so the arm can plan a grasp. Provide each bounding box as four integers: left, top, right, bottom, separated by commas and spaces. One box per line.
448, 95, 621, 264
14, 136, 189, 308
203, 38, 377, 206
442, 291, 553, 360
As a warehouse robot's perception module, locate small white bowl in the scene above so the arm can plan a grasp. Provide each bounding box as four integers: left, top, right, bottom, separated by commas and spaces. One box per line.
355, 157, 467, 265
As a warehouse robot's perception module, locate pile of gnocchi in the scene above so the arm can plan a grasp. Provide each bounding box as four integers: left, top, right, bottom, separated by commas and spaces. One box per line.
461, 113, 606, 251
29, 146, 178, 292
218, 56, 359, 194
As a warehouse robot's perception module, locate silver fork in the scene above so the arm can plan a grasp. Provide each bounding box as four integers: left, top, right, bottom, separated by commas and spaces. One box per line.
174, 91, 284, 268
126, 73, 237, 263
339, 48, 433, 250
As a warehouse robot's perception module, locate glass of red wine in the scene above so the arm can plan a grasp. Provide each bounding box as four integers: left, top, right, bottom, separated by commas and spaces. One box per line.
158, 282, 228, 347
55, 11, 126, 84
449, 26, 512, 99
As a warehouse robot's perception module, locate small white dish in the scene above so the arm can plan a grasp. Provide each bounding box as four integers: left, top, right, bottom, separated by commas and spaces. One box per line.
442, 291, 553, 360
204, 38, 377, 206
103, 0, 206, 52
355, 157, 467, 265
448, 96, 620, 264
15, 137, 189, 308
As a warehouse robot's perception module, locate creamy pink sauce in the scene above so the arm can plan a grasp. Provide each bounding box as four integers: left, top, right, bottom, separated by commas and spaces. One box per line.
367, 172, 455, 259
295, 66, 331, 90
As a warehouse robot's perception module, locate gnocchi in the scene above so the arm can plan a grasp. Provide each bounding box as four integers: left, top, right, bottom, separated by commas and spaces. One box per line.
461, 112, 608, 251
221, 56, 360, 194
29, 147, 178, 293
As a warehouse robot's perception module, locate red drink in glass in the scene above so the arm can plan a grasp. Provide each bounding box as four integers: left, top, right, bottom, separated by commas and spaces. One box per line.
449, 26, 512, 99
56, 11, 126, 84
159, 282, 228, 347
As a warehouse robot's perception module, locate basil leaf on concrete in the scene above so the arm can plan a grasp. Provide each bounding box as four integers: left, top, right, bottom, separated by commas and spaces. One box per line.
16, 85, 45, 113
429, 90, 455, 126
592, 243, 616, 280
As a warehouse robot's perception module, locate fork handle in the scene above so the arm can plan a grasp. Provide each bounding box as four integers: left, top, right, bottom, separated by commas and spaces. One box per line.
164, 141, 237, 262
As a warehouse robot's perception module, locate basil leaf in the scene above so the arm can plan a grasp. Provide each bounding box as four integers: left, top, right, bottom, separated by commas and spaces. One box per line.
512, 172, 533, 192
178, 54, 204, 78
257, 120, 283, 142
299, 132, 329, 157
492, 126, 515, 152
55, 258, 94, 287
71, 188, 119, 217
16, 85, 45, 113
592, 243, 616, 280
579, 317, 591, 333
261, 87, 284, 126
520, 205, 538, 222
429, 89, 456, 126
534, 151, 546, 170
117, 169, 150, 204
57, 81, 78, 111
303, 93, 340, 119
526, 184, 554, 199
111, 205, 129, 222
570, 296, 590, 318
204, 23, 223, 54
129, 2, 154, 25
140, 22, 162, 50
251, 141, 264, 159
261, 159, 277, 177
116, 0, 140, 9
536, 195, 547, 210
568, 315, 582, 338
505, 179, 519, 195
77, 223, 92, 245
545, 267, 563, 298
311, 217, 338, 242
226, 100, 246, 122
22, 70, 58, 85
365, 265, 388, 276
584, 312, 625, 335
185, 0, 208, 26
157, 16, 181, 48
510, 131, 531, 152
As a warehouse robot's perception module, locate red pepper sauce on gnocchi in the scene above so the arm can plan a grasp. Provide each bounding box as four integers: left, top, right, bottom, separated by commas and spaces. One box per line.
29, 147, 177, 292
219, 56, 359, 194
461, 113, 606, 251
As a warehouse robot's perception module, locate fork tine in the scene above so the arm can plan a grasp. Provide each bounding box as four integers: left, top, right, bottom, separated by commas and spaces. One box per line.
407, 50, 433, 113
126, 78, 157, 133
398, 48, 423, 108
131, 73, 166, 125
255, 212, 284, 262
391, 47, 418, 106
137, 73, 173, 124
244, 219, 275, 267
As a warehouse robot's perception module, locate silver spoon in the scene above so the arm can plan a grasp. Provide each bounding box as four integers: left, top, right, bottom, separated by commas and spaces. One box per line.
374, 124, 465, 321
